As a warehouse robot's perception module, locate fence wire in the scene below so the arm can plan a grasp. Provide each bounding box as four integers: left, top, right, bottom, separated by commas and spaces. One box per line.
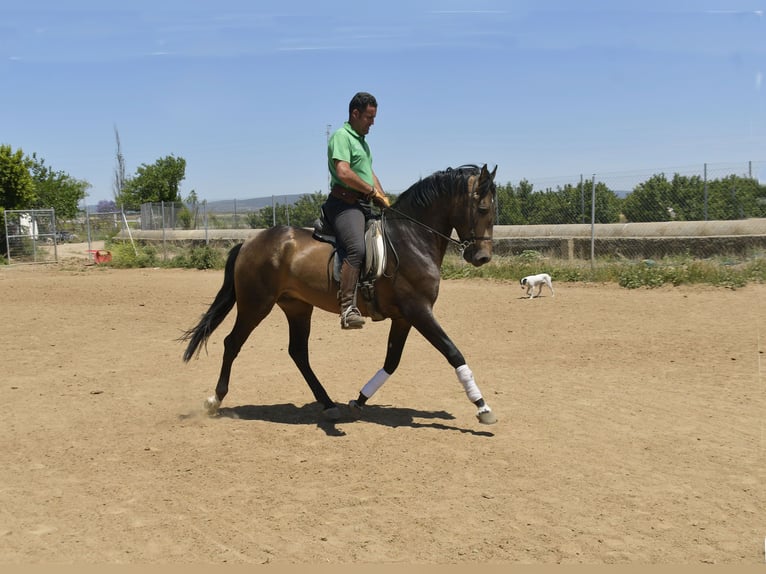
46, 159, 765, 267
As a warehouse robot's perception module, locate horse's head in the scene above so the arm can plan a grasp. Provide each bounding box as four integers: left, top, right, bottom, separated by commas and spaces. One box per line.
456, 164, 497, 267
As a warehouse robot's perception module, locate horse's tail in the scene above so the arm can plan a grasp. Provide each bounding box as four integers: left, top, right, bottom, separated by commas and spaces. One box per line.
180, 242, 243, 362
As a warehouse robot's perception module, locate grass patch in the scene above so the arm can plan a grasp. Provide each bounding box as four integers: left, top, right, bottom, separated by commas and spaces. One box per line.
441, 250, 766, 289
102, 242, 766, 289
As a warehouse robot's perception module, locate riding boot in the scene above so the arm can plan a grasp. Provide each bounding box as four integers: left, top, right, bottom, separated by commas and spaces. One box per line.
338, 261, 365, 329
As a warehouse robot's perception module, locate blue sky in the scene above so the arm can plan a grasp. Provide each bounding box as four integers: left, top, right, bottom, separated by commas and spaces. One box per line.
2, 0, 764, 204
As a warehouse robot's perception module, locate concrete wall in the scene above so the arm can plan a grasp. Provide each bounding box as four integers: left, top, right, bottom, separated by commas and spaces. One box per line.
118, 218, 766, 260
490, 218, 766, 259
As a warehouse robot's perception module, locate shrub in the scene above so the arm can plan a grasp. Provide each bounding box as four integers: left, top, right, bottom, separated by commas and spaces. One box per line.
108, 241, 159, 268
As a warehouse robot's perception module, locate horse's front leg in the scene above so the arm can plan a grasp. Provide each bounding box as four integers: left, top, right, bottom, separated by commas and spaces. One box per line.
348, 318, 411, 418
409, 308, 497, 425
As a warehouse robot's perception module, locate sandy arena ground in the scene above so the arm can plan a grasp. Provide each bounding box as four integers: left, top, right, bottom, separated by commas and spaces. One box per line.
0, 243, 763, 565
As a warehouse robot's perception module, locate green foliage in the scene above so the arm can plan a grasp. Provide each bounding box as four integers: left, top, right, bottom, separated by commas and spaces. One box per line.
440, 251, 765, 289
1, 146, 90, 229
28, 153, 90, 219
180, 190, 202, 229
116, 155, 186, 209
177, 205, 193, 230
248, 191, 328, 228
518, 249, 543, 262
613, 173, 766, 223
616, 258, 753, 289
496, 171, 766, 225
617, 263, 666, 289
108, 241, 159, 268
170, 245, 224, 269
0, 145, 35, 209
496, 178, 621, 225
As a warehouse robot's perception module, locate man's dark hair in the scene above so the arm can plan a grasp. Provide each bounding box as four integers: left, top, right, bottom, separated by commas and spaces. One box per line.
349, 92, 377, 116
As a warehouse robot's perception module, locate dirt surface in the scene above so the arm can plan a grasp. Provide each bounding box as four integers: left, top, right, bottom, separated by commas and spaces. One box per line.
1, 246, 763, 565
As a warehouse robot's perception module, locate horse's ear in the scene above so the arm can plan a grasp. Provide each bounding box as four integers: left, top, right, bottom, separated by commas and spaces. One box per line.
480, 164, 498, 182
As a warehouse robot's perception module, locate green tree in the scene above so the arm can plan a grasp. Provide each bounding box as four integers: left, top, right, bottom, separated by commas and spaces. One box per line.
179, 190, 200, 230
247, 192, 330, 228
624, 172, 766, 222
495, 181, 523, 225
289, 191, 327, 227
622, 174, 672, 222
668, 174, 705, 221
589, 181, 622, 224
0, 145, 35, 209
28, 153, 90, 219
117, 155, 186, 209
705, 175, 765, 220
516, 179, 621, 225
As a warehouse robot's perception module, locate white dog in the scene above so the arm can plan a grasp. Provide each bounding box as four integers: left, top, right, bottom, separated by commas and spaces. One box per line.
520, 273, 554, 299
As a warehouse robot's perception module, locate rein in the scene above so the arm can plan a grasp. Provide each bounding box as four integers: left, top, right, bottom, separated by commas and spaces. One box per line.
382, 206, 473, 253
380, 174, 493, 258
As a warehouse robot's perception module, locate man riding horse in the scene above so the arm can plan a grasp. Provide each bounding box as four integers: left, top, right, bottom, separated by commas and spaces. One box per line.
322, 92, 390, 329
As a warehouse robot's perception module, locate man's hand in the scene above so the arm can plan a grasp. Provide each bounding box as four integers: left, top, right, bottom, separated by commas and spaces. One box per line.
371, 187, 390, 209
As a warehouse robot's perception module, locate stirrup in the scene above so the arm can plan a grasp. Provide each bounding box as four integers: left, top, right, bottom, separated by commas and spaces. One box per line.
340, 306, 365, 329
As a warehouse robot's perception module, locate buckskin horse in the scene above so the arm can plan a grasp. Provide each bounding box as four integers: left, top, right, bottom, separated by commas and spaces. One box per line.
181, 164, 498, 424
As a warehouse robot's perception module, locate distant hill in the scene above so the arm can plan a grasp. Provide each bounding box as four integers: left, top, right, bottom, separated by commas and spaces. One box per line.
86, 193, 309, 214
204, 194, 306, 213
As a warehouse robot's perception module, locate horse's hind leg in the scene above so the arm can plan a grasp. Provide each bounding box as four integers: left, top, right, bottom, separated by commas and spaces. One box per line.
206, 301, 274, 414
279, 298, 340, 420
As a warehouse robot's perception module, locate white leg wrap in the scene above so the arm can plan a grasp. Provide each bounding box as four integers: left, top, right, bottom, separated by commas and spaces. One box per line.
456, 364, 482, 403
361, 368, 390, 399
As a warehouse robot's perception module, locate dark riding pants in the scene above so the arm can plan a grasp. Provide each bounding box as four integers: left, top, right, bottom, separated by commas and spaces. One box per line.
323, 196, 371, 269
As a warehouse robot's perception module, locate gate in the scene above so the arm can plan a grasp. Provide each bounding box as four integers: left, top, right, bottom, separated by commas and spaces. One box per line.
3, 209, 58, 264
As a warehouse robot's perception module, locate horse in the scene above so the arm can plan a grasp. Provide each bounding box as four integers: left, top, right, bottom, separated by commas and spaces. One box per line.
181, 163, 499, 425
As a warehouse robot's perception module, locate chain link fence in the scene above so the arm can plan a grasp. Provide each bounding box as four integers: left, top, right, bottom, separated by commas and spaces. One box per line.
490, 160, 766, 263
106, 159, 766, 266
136, 197, 299, 232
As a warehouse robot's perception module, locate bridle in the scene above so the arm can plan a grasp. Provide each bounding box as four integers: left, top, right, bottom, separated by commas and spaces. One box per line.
381, 171, 494, 259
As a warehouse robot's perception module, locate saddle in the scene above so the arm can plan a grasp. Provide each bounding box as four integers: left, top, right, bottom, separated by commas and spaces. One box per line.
312, 207, 387, 321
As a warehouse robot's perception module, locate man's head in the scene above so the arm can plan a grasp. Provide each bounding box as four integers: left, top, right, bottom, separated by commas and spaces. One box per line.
348, 92, 377, 136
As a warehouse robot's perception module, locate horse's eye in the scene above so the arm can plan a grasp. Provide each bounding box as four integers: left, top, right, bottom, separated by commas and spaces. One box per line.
477, 205, 491, 214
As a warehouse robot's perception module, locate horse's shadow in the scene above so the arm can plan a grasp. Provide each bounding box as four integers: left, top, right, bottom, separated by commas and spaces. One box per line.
202, 402, 494, 437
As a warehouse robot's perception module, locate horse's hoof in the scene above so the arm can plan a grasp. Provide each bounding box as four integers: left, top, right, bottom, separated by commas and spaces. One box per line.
322, 405, 341, 421
348, 399, 363, 420
476, 407, 497, 425
204, 395, 221, 416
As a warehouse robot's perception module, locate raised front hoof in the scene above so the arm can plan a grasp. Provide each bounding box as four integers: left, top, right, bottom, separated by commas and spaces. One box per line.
476, 407, 497, 425
348, 399, 364, 420
204, 395, 221, 416
322, 405, 341, 421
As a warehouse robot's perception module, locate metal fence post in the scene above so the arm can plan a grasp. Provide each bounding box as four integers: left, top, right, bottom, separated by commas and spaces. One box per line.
704, 163, 708, 221
590, 175, 596, 267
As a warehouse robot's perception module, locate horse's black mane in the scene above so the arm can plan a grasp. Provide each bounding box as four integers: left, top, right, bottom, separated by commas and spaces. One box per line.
394, 164, 483, 209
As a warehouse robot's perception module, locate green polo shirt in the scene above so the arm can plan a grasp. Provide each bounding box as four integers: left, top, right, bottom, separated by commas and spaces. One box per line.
328, 122, 374, 189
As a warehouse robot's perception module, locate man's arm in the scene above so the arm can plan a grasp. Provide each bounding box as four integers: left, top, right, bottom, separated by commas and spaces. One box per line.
334, 160, 374, 195
334, 160, 390, 208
